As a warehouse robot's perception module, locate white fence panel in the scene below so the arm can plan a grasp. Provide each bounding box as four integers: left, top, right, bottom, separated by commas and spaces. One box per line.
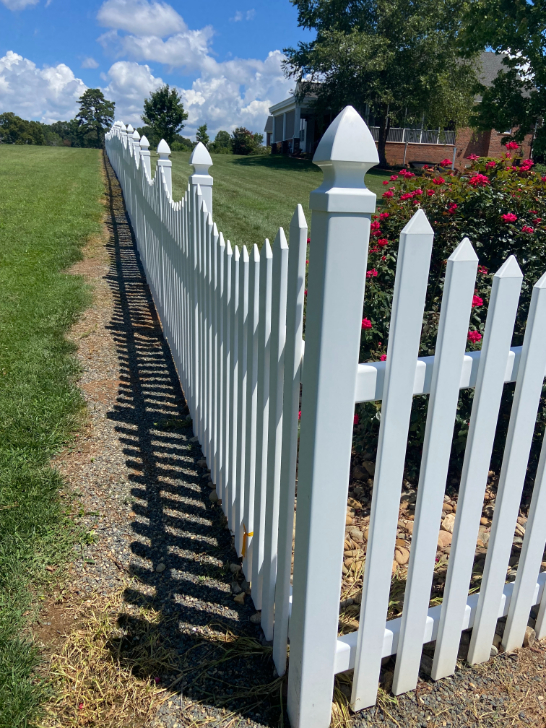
105, 112, 546, 728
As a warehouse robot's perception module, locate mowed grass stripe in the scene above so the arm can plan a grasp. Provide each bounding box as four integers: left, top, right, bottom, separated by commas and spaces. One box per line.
152, 151, 390, 249
0, 146, 103, 728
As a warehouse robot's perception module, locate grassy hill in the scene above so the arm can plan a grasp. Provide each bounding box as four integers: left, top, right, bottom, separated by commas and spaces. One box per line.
153, 151, 391, 250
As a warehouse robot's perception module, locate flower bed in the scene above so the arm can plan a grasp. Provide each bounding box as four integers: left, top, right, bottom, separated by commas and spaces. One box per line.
355, 143, 546, 480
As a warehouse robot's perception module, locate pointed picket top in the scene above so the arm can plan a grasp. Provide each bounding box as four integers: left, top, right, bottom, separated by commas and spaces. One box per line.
273, 227, 288, 252
263, 238, 273, 259
139, 135, 150, 149
157, 139, 171, 158
313, 106, 379, 166
132, 129, 140, 141
495, 254, 523, 279
226, 238, 232, 256
449, 236, 478, 263
292, 203, 307, 230
190, 141, 213, 173
534, 269, 546, 289
219, 231, 226, 249
241, 244, 250, 263
401, 207, 434, 237
233, 245, 240, 262
252, 243, 260, 263
126, 124, 134, 134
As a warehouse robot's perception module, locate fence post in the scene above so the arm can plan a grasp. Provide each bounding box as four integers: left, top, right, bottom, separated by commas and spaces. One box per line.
157, 140, 172, 197
190, 142, 213, 215
287, 106, 378, 728
140, 135, 151, 179
131, 129, 140, 156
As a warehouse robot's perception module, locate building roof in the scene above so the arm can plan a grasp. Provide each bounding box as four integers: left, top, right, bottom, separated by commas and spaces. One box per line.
264, 116, 273, 133
478, 50, 509, 87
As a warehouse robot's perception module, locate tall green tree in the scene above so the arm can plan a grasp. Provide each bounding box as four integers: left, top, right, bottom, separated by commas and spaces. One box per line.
231, 127, 264, 155
142, 85, 188, 146
462, 0, 546, 156
209, 130, 232, 153
196, 123, 210, 147
284, 0, 480, 165
75, 89, 115, 148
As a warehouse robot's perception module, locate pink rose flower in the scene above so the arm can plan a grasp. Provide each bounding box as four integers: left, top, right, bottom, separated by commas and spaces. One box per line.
472, 294, 483, 307
501, 213, 517, 223
468, 330, 482, 343
362, 318, 372, 329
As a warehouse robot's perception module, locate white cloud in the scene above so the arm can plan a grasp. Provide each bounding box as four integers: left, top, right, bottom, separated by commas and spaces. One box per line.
103, 60, 164, 125
1, 0, 39, 8
99, 27, 214, 71
94, 0, 291, 137
0, 50, 87, 123
230, 9, 255, 21
81, 56, 99, 69
97, 0, 186, 38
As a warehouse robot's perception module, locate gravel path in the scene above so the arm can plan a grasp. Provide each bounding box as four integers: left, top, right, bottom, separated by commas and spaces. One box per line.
41, 152, 546, 728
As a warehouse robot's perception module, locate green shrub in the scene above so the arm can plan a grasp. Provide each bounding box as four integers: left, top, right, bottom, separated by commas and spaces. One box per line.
354, 147, 546, 481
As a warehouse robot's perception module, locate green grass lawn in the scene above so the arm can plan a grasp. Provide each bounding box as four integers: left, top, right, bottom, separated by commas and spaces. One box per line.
152, 151, 391, 249
0, 146, 103, 727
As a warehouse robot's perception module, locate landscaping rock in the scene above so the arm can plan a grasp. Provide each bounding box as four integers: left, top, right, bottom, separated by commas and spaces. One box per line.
442, 513, 456, 533
208, 490, 219, 503
233, 592, 245, 604
250, 612, 262, 624
156, 563, 166, 573
524, 626, 536, 648
394, 547, 410, 565
437, 530, 453, 548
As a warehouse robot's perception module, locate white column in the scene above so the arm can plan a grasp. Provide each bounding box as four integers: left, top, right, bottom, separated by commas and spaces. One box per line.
157, 139, 172, 198
287, 106, 378, 728
282, 112, 287, 142
139, 135, 151, 179
294, 105, 301, 148
190, 142, 213, 215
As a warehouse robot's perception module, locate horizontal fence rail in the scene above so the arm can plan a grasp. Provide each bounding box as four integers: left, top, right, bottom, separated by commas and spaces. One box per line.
105, 111, 546, 728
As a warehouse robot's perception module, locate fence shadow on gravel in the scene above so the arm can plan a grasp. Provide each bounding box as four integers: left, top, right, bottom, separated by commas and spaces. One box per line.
100, 153, 286, 726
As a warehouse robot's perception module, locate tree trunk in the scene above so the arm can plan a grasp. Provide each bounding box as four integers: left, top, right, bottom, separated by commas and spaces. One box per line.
377, 113, 391, 168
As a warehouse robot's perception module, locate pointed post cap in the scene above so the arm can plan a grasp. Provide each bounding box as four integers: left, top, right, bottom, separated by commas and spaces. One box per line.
126, 123, 134, 134
120, 122, 127, 131
139, 135, 150, 150
157, 139, 171, 158
132, 129, 140, 141
314, 106, 378, 166
310, 106, 378, 214
190, 141, 213, 175
113, 121, 121, 128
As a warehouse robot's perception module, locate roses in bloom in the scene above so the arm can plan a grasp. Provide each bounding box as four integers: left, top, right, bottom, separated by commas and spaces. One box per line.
468, 330, 482, 343
366, 268, 378, 278
501, 213, 517, 223
522, 225, 535, 233
362, 318, 372, 329
433, 177, 445, 185
505, 141, 519, 150
472, 294, 483, 307
468, 173, 489, 187
467, 154, 480, 161
439, 159, 452, 167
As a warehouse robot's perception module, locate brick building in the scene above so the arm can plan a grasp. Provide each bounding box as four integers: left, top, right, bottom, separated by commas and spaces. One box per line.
265, 52, 533, 168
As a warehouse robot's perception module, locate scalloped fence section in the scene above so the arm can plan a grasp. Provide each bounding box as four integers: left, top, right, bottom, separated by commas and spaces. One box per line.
105, 111, 546, 728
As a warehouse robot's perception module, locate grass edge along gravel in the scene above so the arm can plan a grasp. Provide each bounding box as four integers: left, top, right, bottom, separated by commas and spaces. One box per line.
0, 146, 104, 728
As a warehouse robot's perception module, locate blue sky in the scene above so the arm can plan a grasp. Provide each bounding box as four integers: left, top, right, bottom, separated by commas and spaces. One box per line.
0, 0, 313, 138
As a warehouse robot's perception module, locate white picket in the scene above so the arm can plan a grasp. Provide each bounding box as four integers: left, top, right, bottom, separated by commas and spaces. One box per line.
273, 205, 308, 676
392, 237, 478, 696
261, 227, 289, 641
251, 239, 273, 610
432, 255, 523, 681
468, 271, 546, 663
242, 244, 261, 578
235, 246, 250, 555
351, 209, 434, 710
227, 246, 240, 532
214, 232, 225, 491
219, 239, 233, 505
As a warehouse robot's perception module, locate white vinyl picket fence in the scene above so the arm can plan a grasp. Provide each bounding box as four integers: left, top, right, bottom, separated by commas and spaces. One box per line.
105, 108, 546, 728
